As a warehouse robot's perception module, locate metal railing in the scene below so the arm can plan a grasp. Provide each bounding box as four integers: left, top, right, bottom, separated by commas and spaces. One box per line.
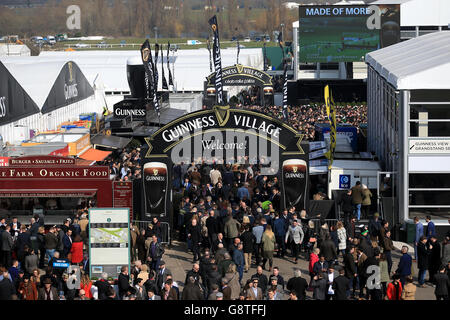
131, 220, 171, 245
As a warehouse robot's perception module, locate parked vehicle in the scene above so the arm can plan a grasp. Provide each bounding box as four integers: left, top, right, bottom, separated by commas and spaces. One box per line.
75, 43, 89, 48
187, 40, 202, 45
97, 41, 108, 48
47, 36, 56, 45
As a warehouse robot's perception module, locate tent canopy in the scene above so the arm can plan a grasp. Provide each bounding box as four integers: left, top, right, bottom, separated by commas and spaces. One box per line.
0, 59, 95, 115
79, 148, 111, 162
365, 31, 450, 90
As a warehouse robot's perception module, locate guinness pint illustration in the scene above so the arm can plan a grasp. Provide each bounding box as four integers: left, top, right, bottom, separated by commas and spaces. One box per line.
282, 159, 307, 209
143, 162, 168, 217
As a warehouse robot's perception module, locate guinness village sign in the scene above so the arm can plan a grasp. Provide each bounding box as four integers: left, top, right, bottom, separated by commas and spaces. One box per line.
206, 64, 273, 88
140, 106, 310, 223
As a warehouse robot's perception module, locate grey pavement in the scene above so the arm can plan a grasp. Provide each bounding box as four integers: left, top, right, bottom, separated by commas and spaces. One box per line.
162, 240, 437, 300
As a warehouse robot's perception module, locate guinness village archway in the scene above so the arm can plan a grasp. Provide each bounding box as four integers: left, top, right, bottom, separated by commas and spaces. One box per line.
205, 64, 274, 106
139, 106, 309, 228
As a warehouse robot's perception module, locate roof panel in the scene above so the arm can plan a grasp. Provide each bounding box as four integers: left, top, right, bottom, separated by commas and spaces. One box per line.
365, 31, 450, 89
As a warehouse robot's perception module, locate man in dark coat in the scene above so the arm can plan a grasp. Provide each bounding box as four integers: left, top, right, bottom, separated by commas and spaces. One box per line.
417, 236, 430, 287
206, 210, 219, 250
434, 265, 450, 300
182, 276, 204, 300
155, 261, 171, 295
147, 235, 165, 271
185, 263, 201, 286
428, 236, 441, 284
340, 190, 354, 228
368, 213, 382, 241
221, 277, 232, 300
187, 219, 202, 262
320, 236, 337, 266
118, 266, 132, 299
206, 264, 222, 293
343, 246, 357, 298
333, 268, 350, 300
239, 226, 255, 272
286, 269, 308, 300
1, 225, 14, 268
94, 273, 113, 300
251, 266, 268, 294
0, 270, 15, 300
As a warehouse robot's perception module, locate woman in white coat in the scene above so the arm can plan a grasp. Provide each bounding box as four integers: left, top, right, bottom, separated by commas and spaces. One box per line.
336, 221, 347, 257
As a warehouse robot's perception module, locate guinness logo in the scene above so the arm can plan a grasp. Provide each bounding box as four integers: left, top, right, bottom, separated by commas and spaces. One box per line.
293, 166, 298, 173
213, 105, 230, 127
153, 169, 158, 176
142, 48, 150, 62
68, 62, 74, 82
211, 24, 217, 32
236, 64, 244, 74
0, 96, 7, 118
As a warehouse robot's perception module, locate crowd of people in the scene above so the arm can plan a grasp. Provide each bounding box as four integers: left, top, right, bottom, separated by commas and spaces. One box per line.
0, 146, 449, 300
242, 104, 367, 141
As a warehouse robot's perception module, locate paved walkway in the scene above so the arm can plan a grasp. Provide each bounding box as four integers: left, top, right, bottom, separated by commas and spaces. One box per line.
162, 240, 437, 300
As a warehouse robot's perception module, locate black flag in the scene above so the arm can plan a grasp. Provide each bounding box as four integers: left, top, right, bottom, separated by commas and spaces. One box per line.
167, 42, 173, 86
161, 44, 168, 90
278, 31, 288, 121
237, 39, 240, 65
208, 15, 224, 105
140, 40, 160, 117
207, 38, 213, 73
153, 43, 160, 92
140, 40, 154, 100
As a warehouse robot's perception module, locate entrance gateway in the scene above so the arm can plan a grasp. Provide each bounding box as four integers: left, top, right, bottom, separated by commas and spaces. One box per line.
139, 105, 310, 228
204, 64, 274, 106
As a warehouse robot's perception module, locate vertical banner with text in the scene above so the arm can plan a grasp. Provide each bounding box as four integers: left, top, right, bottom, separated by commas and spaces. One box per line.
208, 15, 224, 105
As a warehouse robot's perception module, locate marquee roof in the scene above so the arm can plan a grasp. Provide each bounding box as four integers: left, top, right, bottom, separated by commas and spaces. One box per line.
365, 31, 450, 90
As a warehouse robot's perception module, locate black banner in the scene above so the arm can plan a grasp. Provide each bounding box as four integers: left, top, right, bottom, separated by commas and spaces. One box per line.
154, 44, 161, 116
113, 99, 147, 120
167, 42, 174, 86
278, 31, 289, 121
282, 64, 289, 121
207, 38, 213, 73
140, 40, 154, 100
237, 39, 240, 64
41, 61, 95, 114
161, 44, 169, 90
0, 62, 40, 126
208, 15, 224, 105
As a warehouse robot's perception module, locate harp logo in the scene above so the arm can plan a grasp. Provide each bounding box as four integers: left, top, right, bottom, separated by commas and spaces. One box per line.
213, 105, 230, 127
142, 48, 150, 62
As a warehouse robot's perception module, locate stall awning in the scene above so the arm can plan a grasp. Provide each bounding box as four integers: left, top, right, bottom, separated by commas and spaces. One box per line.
0, 189, 97, 198
79, 148, 111, 162
91, 135, 131, 150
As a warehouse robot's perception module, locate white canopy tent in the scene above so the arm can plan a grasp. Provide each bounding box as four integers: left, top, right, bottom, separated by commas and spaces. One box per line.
0, 59, 98, 144
365, 31, 450, 89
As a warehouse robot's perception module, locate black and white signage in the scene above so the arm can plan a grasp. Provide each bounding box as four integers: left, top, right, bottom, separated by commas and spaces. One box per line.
113, 99, 147, 120
41, 61, 94, 114
0, 97, 6, 118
